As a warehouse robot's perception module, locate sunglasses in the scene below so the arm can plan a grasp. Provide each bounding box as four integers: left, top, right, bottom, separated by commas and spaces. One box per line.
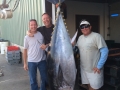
80, 24, 90, 29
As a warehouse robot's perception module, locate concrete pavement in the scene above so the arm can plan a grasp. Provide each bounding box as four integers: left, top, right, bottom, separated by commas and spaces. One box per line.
0, 54, 79, 90
0, 54, 30, 90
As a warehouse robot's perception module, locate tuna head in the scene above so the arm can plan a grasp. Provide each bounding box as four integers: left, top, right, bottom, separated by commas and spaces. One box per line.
47, 9, 76, 90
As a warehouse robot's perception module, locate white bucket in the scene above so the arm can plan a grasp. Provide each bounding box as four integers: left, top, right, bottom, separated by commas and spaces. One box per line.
0, 42, 9, 54
0, 42, 1, 50
1, 44, 5, 54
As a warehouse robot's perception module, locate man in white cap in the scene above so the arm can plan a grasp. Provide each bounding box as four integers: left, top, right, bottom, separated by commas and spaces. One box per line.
76, 20, 109, 90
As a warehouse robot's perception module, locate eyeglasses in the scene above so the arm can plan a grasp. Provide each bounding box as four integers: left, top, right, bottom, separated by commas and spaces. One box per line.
80, 24, 90, 29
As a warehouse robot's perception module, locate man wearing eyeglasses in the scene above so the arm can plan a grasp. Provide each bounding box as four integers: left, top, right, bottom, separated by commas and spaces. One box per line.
76, 20, 109, 90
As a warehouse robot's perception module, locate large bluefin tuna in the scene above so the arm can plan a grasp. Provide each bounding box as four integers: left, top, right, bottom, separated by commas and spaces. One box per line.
47, 0, 76, 90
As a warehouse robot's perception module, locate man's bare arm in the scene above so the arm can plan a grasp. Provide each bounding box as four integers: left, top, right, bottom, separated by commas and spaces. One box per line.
23, 49, 28, 71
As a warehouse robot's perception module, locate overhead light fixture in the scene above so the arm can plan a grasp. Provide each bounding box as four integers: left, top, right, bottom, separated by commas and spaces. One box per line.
0, 8, 13, 19
111, 13, 119, 17
0, 0, 20, 19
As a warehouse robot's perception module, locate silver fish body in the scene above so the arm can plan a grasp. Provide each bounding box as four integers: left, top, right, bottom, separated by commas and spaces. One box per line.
47, 12, 76, 90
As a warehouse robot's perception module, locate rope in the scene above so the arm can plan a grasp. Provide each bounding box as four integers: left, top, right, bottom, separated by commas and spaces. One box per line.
12, 0, 20, 12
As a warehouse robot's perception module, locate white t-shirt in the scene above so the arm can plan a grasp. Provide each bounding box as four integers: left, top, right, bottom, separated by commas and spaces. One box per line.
77, 32, 107, 72
24, 31, 46, 62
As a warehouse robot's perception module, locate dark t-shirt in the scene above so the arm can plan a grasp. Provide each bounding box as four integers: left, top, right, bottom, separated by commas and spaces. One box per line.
37, 25, 54, 45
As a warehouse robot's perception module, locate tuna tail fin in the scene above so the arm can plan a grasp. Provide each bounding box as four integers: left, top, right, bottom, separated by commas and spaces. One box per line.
47, 0, 65, 4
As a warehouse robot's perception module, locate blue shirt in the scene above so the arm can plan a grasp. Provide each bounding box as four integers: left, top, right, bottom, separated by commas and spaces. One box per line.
97, 47, 109, 69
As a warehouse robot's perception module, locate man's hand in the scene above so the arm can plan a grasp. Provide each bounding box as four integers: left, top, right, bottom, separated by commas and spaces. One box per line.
40, 44, 48, 50
56, 3, 60, 8
24, 64, 28, 71
26, 30, 34, 37
72, 41, 75, 46
93, 67, 100, 74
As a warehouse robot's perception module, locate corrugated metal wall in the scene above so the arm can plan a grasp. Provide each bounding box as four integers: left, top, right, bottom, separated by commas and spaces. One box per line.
0, 0, 45, 46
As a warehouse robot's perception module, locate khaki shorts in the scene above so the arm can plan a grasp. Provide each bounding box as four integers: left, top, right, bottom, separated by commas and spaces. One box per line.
80, 67, 103, 89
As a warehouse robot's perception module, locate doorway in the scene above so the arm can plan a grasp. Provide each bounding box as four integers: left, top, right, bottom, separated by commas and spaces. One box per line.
75, 15, 100, 41
45, 0, 52, 18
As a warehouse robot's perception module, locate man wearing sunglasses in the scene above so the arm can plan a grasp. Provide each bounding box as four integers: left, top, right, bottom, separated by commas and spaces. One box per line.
76, 20, 109, 90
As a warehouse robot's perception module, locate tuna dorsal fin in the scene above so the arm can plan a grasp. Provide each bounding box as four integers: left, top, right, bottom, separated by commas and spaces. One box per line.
47, 0, 65, 4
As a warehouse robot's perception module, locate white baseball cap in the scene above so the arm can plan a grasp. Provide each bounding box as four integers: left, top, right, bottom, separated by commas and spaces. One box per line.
80, 20, 90, 26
